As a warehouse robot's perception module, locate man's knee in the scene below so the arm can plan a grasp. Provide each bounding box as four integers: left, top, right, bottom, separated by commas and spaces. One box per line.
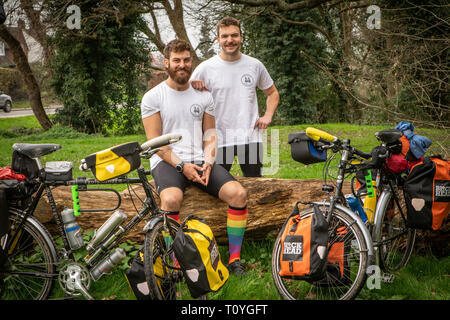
220, 181, 247, 207
160, 188, 183, 211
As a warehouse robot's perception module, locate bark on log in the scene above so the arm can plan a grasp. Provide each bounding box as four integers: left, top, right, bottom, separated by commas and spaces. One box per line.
35, 177, 448, 256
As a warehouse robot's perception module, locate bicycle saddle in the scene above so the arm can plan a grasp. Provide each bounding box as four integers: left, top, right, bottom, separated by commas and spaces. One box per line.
12, 143, 61, 158
374, 129, 403, 144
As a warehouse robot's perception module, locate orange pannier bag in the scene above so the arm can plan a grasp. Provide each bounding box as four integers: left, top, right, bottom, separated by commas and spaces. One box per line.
279, 204, 328, 281
404, 156, 450, 230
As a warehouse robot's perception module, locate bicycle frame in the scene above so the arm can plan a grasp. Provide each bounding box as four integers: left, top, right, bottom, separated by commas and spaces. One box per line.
7, 165, 161, 265
315, 138, 376, 267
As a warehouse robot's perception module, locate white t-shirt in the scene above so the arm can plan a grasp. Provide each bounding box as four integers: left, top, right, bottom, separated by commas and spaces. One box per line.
191, 54, 274, 147
141, 81, 215, 170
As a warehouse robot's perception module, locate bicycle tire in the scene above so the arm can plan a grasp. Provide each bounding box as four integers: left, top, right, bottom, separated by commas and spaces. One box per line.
377, 188, 416, 272
0, 208, 58, 300
271, 206, 369, 300
143, 219, 193, 300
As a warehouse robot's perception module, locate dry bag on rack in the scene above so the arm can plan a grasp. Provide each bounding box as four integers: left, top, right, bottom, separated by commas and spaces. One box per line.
279, 204, 329, 281
82, 142, 141, 181
172, 215, 229, 298
403, 156, 450, 230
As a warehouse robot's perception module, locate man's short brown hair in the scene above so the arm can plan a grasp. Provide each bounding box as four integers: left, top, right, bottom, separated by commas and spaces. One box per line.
216, 17, 242, 36
163, 39, 192, 59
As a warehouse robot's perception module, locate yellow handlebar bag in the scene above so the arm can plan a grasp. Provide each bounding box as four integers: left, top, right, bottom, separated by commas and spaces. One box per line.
83, 142, 141, 181
172, 215, 229, 298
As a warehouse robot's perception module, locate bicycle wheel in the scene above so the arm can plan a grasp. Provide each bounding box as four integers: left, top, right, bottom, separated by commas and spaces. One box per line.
377, 188, 416, 272
272, 206, 369, 300
143, 219, 192, 300
0, 209, 57, 300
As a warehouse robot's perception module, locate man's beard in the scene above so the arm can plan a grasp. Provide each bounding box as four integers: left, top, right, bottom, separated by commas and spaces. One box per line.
167, 64, 192, 85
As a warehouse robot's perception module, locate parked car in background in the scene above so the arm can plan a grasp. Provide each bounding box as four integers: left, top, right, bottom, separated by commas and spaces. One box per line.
0, 91, 12, 112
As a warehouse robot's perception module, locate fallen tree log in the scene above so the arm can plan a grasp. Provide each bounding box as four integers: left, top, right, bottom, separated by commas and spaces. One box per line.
35, 177, 448, 256
35, 178, 349, 244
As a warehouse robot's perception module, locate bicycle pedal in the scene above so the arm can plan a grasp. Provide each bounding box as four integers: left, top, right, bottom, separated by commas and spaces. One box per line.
381, 273, 395, 283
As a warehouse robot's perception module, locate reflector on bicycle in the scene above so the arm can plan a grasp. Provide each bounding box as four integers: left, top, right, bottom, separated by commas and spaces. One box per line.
82, 142, 142, 181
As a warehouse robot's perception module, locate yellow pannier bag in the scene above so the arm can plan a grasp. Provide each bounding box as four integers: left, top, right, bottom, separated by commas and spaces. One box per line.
172, 215, 229, 298
82, 142, 141, 181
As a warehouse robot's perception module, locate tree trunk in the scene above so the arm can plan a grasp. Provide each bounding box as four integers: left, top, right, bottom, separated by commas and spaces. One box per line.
0, 25, 52, 130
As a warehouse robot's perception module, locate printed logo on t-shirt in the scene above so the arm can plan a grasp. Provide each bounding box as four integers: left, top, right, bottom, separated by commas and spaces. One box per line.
241, 74, 254, 87
190, 104, 202, 118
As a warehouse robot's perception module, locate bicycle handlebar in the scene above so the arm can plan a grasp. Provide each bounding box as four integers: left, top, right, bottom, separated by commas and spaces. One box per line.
141, 133, 182, 152
306, 127, 372, 160
306, 127, 338, 143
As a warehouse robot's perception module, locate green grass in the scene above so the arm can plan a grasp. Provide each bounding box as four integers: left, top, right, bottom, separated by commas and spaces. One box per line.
48, 238, 449, 300
1, 116, 449, 300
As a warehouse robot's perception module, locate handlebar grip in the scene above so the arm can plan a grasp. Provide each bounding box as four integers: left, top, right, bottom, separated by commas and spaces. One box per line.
306, 127, 338, 143
141, 133, 182, 151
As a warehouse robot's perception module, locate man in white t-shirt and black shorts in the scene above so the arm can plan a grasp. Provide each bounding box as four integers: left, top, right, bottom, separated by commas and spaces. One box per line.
191, 17, 279, 177
141, 39, 248, 275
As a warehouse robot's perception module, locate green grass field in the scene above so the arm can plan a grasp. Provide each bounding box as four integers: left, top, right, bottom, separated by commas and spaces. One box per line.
1, 115, 449, 300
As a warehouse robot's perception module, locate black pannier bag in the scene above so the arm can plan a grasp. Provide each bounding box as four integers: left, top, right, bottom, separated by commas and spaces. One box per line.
125, 248, 175, 300
0, 179, 39, 201
288, 132, 327, 165
0, 188, 9, 238
11, 150, 40, 179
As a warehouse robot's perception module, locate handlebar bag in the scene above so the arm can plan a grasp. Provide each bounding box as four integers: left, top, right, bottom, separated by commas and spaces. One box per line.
404, 156, 450, 230
279, 204, 329, 281
83, 142, 141, 181
288, 132, 327, 165
172, 215, 229, 298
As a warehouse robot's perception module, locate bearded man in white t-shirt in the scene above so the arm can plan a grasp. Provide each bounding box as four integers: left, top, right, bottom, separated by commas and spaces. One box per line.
191, 17, 280, 177
141, 39, 249, 275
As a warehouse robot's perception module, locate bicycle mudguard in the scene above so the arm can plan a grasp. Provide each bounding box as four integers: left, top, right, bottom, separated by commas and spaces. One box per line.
143, 215, 179, 233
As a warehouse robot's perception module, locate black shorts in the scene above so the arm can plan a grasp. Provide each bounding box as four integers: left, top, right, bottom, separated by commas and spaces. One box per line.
151, 160, 236, 198
216, 143, 263, 177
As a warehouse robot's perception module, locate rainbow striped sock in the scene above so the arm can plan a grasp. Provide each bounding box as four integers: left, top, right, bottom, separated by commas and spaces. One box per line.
163, 211, 179, 246
227, 205, 247, 264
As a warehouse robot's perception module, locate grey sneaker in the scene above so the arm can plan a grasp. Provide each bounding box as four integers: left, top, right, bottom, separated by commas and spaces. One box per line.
228, 260, 247, 275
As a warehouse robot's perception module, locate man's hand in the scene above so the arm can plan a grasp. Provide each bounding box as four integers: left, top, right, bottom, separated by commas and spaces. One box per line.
254, 113, 273, 130
182, 163, 205, 185
200, 163, 212, 186
191, 79, 209, 91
